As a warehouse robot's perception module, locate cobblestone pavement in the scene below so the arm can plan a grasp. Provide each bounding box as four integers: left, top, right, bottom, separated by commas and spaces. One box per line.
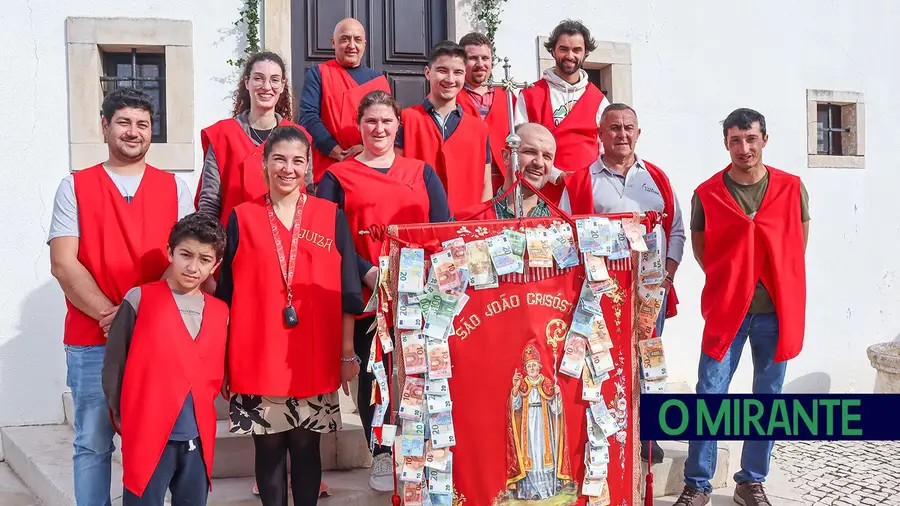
772, 441, 900, 505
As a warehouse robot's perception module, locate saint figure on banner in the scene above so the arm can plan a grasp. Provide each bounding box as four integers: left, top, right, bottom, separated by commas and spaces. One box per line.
506, 344, 573, 501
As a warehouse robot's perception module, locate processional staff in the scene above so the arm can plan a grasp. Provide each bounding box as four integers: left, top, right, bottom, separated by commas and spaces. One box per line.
486, 58, 533, 218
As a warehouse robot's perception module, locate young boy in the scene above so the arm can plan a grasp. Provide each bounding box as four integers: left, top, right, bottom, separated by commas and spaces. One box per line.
395, 40, 492, 215
102, 212, 229, 505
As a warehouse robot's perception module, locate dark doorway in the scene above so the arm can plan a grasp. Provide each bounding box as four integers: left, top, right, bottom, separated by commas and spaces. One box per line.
291, 0, 449, 109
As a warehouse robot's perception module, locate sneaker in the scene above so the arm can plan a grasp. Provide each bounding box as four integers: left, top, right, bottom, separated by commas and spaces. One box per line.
673, 485, 711, 506
368, 453, 395, 492
252, 481, 259, 495
734, 482, 772, 506
319, 480, 331, 497
640, 440, 665, 463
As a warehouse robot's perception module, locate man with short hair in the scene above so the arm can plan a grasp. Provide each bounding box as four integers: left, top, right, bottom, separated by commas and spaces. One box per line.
396, 40, 492, 215
514, 19, 610, 204
458, 31, 514, 193
48, 87, 194, 506
300, 17, 391, 185
559, 103, 684, 464
674, 108, 809, 506
454, 122, 557, 221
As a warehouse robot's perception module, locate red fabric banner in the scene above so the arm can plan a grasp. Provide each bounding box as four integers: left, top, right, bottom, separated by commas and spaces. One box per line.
383, 214, 650, 506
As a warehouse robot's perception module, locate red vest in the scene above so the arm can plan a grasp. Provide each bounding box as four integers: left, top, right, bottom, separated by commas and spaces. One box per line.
117, 280, 229, 497
695, 166, 806, 362
521, 80, 604, 204
564, 159, 680, 320
400, 104, 489, 215
313, 59, 392, 183
229, 195, 343, 397
458, 89, 515, 193
327, 156, 431, 309
198, 118, 312, 226
67, 165, 178, 346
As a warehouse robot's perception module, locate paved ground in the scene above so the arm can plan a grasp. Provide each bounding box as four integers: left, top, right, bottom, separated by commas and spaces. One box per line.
771, 440, 900, 505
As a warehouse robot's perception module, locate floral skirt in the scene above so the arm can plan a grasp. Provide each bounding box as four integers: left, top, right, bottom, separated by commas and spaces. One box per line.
229, 392, 341, 435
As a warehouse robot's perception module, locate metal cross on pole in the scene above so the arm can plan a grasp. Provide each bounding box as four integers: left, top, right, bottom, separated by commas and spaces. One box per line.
486, 57, 532, 218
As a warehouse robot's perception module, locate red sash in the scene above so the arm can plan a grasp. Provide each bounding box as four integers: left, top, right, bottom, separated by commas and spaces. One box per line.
327, 156, 430, 311
118, 280, 228, 497
400, 105, 489, 215
521, 81, 605, 205
564, 160, 680, 320
313, 59, 392, 183
197, 118, 311, 226
228, 195, 343, 397
696, 166, 806, 362
386, 215, 646, 506
459, 89, 515, 193
67, 165, 177, 346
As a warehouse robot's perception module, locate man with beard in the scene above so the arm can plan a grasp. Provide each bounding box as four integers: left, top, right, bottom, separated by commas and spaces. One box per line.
514, 19, 610, 205
453, 122, 559, 221
48, 87, 194, 506
559, 103, 685, 465
300, 17, 391, 186
458, 32, 514, 194
396, 40, 492, 215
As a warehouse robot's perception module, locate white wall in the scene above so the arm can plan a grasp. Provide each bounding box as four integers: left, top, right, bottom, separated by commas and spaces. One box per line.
0, 0, 244, 426
458, 0, 900, 395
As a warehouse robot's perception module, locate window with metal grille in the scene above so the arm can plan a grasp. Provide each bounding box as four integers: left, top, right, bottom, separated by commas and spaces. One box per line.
101, 49, 167, 143
816, 103, 849, 155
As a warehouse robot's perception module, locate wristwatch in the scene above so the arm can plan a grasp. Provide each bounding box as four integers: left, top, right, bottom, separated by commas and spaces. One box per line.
341, 354, 360, 364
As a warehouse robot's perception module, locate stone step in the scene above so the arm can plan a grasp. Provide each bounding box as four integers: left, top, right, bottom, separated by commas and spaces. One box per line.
0, 461, 41, 506
2, 424, 388, 506
62, 392, 372, 477
639, 440, 730, 498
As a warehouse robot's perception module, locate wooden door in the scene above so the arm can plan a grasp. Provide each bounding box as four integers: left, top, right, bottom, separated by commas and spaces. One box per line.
291, 0, 448, 109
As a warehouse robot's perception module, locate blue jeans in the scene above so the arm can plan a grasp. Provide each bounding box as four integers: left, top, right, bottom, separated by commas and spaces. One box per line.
123, 439, 208, 505
683, 313, 787, 492
66, 344, 116, 506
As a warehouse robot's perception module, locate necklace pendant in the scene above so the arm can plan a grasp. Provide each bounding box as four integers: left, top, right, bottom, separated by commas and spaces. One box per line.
283, 306, 299, 328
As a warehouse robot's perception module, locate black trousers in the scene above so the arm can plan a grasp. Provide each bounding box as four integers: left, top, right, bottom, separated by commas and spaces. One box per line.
354, 315, 392, 456
122, 438, 208, 506
253, 426, 322, 506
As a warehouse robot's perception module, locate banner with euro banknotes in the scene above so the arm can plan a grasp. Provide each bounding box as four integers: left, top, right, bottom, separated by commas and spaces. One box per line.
369, 211, 669, 506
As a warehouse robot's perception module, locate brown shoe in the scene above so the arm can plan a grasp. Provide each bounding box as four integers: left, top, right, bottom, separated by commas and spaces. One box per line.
734, 482, 772, 506
673, 486, 711, 506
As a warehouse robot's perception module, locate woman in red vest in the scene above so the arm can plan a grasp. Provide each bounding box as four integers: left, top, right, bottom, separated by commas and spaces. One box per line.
316, 89, 450, 492
215, 126, 363, 506
195, 51, 312, 229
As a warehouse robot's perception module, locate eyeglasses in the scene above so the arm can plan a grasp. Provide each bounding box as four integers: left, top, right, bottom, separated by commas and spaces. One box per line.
248, 74, 284, 88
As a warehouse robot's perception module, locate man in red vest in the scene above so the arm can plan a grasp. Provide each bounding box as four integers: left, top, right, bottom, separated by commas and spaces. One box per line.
458, 31, 514, 194
674, 108, 809, 506
102, 213, 228, 505
514, 19, 610, 205
396, 40, 493, 216
558, 103, 684, 464
453, 122, 558, 221
48, 88, 195, 506
299, 17, 392, 185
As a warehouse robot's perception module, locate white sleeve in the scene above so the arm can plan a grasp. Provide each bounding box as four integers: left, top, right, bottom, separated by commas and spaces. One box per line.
47, 175, 79, 243
514, 90, 528, 127
596, 94, 612, 127
558, 188, 573, 215
175, 176, 196, 219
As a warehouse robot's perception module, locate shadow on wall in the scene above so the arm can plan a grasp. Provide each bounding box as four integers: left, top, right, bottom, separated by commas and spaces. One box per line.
211, 4, 250, 94
782, 372, 832, 394
0, 281, 67, 427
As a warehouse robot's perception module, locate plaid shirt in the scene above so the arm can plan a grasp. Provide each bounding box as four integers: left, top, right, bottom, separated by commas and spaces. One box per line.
493, 188, 551, 219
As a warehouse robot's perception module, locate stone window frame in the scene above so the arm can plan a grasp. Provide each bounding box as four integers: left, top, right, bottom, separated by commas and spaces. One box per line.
807, 89, 865, 169
537, 36, 633, 107
65, 17, 195, 172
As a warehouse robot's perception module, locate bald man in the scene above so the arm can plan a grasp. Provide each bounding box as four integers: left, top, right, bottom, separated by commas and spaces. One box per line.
454, 123, 561, 221
299, 17, 392, 185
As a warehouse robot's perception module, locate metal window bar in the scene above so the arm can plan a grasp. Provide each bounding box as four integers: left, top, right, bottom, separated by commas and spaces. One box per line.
818, 104, 850, 155
100, 48, 167, 142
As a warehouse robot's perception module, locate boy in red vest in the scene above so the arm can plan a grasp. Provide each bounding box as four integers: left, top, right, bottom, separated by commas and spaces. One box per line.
674, 108, 809, 506
300, 17, 391, 184
102, 212, 229, 505
48, 87, 195, 506
458, 31, 514, 193
396, 40, 493, 215
513, 19, 610, 204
